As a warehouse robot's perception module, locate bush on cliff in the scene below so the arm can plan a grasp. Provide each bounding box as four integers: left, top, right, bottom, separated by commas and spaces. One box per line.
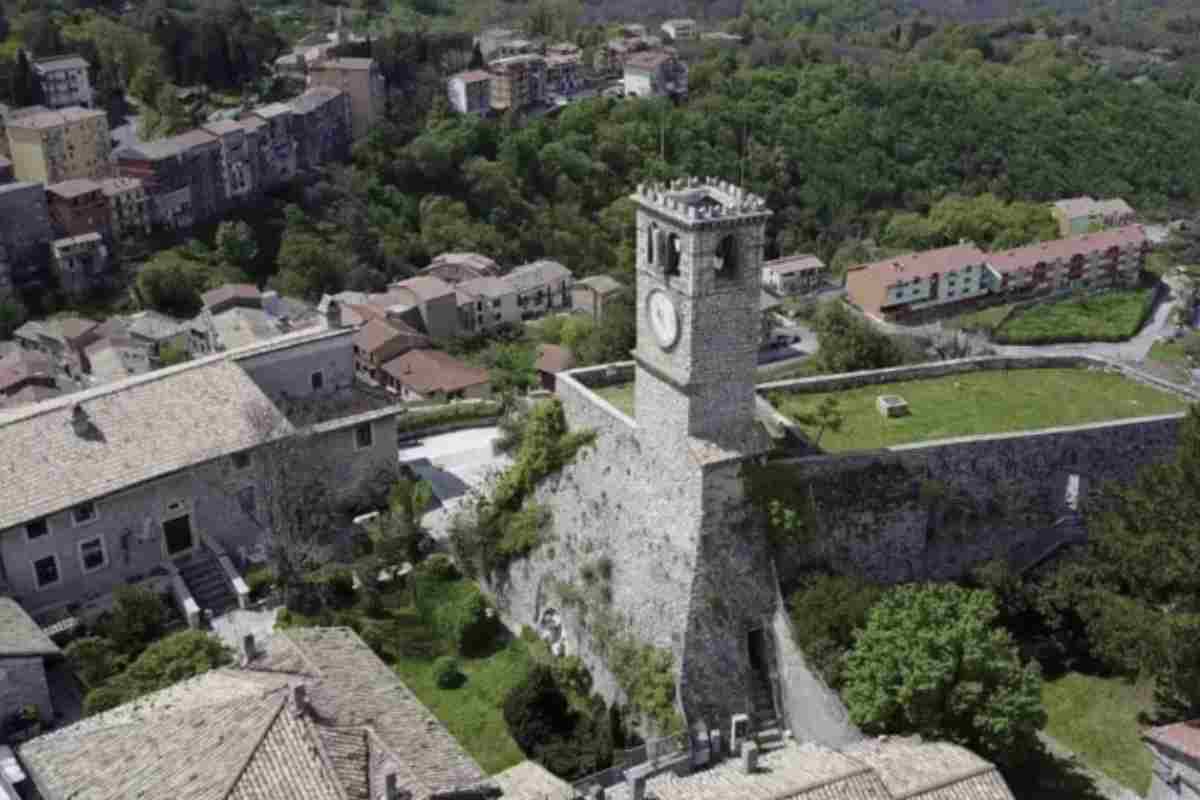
787, 573, 884, 688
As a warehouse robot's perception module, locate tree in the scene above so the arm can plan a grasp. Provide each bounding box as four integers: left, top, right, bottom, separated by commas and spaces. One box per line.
503, 665, 574, 753
358, 477, 432, 592
158, 341, 190, 366
216, 220, 259, 269
130, 62, 165, 106
84, 630, 231, 715
486, 343, 538, 397
781, 396, 844, 447
787, 574, 883, 687
135, 249, 209, 316
842, 584, 1045, 769
812, 303, 903, 374
64, 637, 128, 690
99, 586, 168, 656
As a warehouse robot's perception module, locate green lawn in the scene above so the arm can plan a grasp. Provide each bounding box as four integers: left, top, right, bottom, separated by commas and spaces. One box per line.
942, 303, 1015, 334
594, 382, 635, 417
772, 368, 1188, 451
1042, 672, 1155, 795
994, 288, 1156, 345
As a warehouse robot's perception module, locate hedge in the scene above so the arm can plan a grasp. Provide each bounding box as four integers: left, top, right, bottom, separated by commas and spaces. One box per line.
396, 401, 504, 434
992, 286, 1157, 346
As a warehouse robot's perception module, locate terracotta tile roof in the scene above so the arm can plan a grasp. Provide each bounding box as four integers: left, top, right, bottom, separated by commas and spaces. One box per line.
0, 357, 288, 531
764, 254, 826, 275
0, 350, 54, 393
986, 225, 1146, 274
536, 344, 575, 374
353, 318, 425, 356
381, 349, 489, 395
846, 244, 987, 314
1144, 719, 1200, 762
390, 275, 455, 304
0, 597, 60, 658
203, 283, 262, 309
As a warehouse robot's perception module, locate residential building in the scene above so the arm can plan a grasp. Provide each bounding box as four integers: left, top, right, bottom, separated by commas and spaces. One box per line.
456, 275, 521, 333
986, 225, 1147, 296
0, 105, 48, 161
16, 626, 496, 800
480, 27, 520, 59
571, 274, 626, 321
307, 58, 386, 140
506, 259, 573, 318
125, 310, 188, 359
200, 120, 257, 206
595, 37, 653, 75
380, 348, 490, 401
99, 177, 151, 243
846, 243, 990, 321
31, 55, 93, 110
114, 129, 223, 231
5, 107, 110, 185
1050, 196, 1137, 236
535, 343, 574, 391
244, 103, 298, 190
13, 316, 99, 374
423, 251, 501, 283
623, 50, 689, 99
762, 253, 827, 295
489, 55, 547, 111
1144, 720, 1200, 800
448, 70, 493, 116
289, 86, 352, 170
0, 326, 399, 620
189, 307, 285, 353
0, 157, 12, 184
45, 178, 109, 239
50, 233, 109, 298
84, 334, 151, 385
0, 598, 61, 731
0, 349, 57, 399
661, 18, 698, 40
0, 182, 53, 294
545, 53, 582, 96
387, 275, 460, 339
352, 318, 429, 382
492, 37, 538, 60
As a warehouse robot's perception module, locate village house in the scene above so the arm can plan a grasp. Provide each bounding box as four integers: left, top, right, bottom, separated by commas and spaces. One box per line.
762, 253, 827, 295
289, 86, 353, 170
422, 251, 501, 284
115, 129, 223, 231
0, 598, 61, 737
352, 317, 429, 382
545, 52, 582, 96
535, 343, 574, 391
83, 334, 152, 385
380, 348, 490, 402
307, 58, 386, 140
13, 316, 99, 375
0, 324, 400, 624
571, 274, 626, 321
661, 18, 698, 40
50, 233, 109, 298
623, 50, 689, 99
507, 259, 573, 318
0, 349, 58, 401
456, 275, 521, 334
125, 310, 188, 359
387, 275, 461, 340
448, 69, 493, 116
1144, 720, 1200, 800
31, 56, 93, 110
4, 107, 109, 185
1051, 196, 1137, 236
595, 36, 658, 75
199, 120, 257, 206
45, 179, 109, 239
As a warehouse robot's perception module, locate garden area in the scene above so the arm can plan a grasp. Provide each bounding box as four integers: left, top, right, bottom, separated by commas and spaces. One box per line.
992, 287, 1157, 345
771, 367, 1188, 451
593, 381, 635, 418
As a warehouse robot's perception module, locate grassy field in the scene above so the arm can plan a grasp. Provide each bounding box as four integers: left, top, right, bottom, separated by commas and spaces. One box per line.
772, 368, 1188, 451
594, 382, 635, 417
1042, 673, 1155, 795
942, 302, 1015, 334
994, 288, 1156, 344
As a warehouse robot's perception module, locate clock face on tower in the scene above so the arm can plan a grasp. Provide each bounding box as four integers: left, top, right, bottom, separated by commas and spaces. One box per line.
647, 289, 679, 349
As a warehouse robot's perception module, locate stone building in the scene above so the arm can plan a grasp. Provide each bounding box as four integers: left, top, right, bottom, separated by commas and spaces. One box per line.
0, 326, 400, 622
456, 275, 521, 333
0, 598, 61, 732
507, 259, 573, 318
99, 177, 151, 244
289, 86, 352, 170
200, 120, 258, 209
571, 274, 626, 321
114, 130, 223, 231
307, 58, 386, 140
244, 103, 298, 191
31, 55, 93, 110
45, 179, 109, 239
0, 181, 53, 294
4, 107, 109, 185
50, 232, 109, 298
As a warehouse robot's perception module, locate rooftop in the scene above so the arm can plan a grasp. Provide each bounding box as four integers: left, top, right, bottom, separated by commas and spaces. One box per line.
206, 306, 285, 350
203, 282, 261, 309
18, 627, 493, 800
536, 344, 575, 374
5, 107, 104, 130
126, 310, 184, 341
453, 69, 494, 83
987, 225, 1147, 274
1144, 719, 1200, 763
312, 57, 376, 71
118, 128, 217, 160
632, 178, 771, 226
98, 176, 142, 196
764, 254, 825, 275
201, 119, 245, 137
32, 54, 89, 72
845, 243, 987, 314
353, 318, 415, 355
290, 86, 344, 113
390, 274, 456, 303
0, 597, 60, 659
576, 274, 625, 294
506, 260, 572, 293
458, 275, 514, 299
45, 178, 102, 199
52, 232, 103, 248
381, 349, 489, 395
0, 349, 54, 393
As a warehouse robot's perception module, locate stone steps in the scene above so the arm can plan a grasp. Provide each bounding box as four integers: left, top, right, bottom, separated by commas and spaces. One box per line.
177, 549, 238, 616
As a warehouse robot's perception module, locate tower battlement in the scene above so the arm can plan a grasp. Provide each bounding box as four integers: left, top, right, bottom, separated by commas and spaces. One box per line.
632, 177, 772, 225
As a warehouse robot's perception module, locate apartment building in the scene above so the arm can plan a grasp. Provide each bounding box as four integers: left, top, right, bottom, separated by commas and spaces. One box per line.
986, 225, 1146, 295
0, 182, 53, 294
50, 232, 109, 298
479, 27, 520, 59
115, 129, 223, 231
623, 50, 688, 99
289, 87, 352, 169
448, 70, 493, 116
200, 120, 257, 208
846, 244, 990, 321
32, 55, 94, 109
545, 53, 582, 96
594, 36, 657, 74
307, 58, 386, 140
99, 177, 151, 244
489, 55, 547, 111
245, 103, 298, 190
45, 178, 109, 239
5, 107, 110, 184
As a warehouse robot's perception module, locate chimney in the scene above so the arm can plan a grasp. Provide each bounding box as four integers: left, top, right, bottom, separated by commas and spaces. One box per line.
70, 404, 91, 437
293, 684, 307, 713
324, 298, 342, 330
241, 634, 256, 663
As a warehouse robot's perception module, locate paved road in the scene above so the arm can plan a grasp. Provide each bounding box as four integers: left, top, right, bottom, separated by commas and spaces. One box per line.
400, 427, 510, 540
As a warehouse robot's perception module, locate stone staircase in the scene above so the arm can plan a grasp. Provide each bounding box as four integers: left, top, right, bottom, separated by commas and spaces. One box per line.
176, 546, 238, 618
750, 671, 785, 752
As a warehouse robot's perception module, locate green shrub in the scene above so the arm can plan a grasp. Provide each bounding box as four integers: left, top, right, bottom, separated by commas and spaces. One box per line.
64, 637, 128, 690
433, 655, 465, 689
97, 586, 168, 657
432, 583, 499, 656
787, 573, 885, 688
245, 566, 275, 601
420, 553, 460, 582
82, 630, 232, 716
397, 401, 503, 434
503, 665, 574, 753
359, 621, 391, 660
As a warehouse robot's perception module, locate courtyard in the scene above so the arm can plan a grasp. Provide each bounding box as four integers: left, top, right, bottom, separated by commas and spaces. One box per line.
770, 368, 1189, 452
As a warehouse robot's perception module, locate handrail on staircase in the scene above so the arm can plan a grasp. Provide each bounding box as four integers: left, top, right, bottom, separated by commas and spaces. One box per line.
197, 531, 251, 610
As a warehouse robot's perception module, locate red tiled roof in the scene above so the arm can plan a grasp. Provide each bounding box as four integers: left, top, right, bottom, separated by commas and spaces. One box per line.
1144, 720, 1200, 761
381, 349, 488, 395
987, 225, 1146, 274
202, 283, 261, 309
353, 318, 425, 356
846, 244, 987, 314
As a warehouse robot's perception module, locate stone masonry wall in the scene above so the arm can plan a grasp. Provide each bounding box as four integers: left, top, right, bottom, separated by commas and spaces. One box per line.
0, 657, 53, 723
769, 413, 1183, 584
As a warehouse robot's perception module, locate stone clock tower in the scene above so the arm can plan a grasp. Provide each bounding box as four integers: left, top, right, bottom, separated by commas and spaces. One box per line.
631, 178, 772, 455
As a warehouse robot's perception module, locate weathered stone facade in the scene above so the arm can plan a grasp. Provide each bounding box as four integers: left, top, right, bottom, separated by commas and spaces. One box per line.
0, 656, 54, 723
